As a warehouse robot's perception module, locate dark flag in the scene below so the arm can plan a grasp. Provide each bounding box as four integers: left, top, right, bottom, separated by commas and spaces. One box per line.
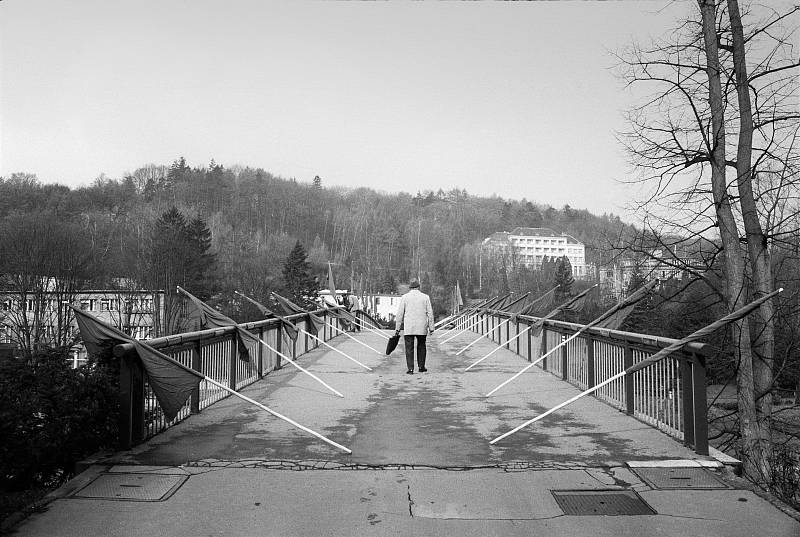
178, 286, 259, 362
528, 285, 596, 337
73, 308, 202, 421
236, 292, 299, 342
590, 280, 658, 331
500, 293, 530, 314
520, 287, 557, 316
271, 292, 326, 335
327, 263, 337, 303
626, 288, 783, 375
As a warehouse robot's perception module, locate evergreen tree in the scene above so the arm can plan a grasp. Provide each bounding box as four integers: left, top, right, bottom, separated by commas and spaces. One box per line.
186, 217, 216, 300
282, 241, 318, 306
554, 256, 575, 300
313, 175, 322, 189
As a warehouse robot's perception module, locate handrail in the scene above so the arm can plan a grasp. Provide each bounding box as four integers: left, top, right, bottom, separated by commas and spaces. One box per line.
139, 306, 339, 349
481, 308, 711, 357
469, 305, 709, 455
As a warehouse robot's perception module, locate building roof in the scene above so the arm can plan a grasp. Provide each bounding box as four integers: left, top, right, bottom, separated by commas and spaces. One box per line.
509, 227, 558, 237
483, 231, 511, 243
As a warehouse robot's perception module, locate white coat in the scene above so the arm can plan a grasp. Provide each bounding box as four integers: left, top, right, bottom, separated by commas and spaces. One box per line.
395, 289, 434, 335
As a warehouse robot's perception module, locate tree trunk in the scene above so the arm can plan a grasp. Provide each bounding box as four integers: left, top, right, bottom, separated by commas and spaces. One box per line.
727, 0, 776, 426
698, 0, 768, 480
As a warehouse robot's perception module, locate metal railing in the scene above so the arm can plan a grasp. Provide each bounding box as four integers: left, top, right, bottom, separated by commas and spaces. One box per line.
115, 307, 348, 449
456, 307, 709, 455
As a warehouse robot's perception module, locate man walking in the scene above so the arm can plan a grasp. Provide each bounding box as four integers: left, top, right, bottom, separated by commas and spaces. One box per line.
395, 279, 434, 374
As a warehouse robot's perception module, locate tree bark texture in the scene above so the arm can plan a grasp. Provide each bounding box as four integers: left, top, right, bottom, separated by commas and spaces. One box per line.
726, 0, 776, 424
698, 0, 768, 480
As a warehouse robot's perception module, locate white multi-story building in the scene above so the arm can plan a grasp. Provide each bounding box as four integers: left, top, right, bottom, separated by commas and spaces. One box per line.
483, 227, 591, 279
0, 288, 164, 367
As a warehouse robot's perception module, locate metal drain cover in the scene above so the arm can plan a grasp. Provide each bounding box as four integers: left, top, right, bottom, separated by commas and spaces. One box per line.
631, 467, 729, 489
551, 490, 656, 516
71, 473, 188, 501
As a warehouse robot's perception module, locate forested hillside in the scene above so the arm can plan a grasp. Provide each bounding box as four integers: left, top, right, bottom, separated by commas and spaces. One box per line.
0, 159, 635, 318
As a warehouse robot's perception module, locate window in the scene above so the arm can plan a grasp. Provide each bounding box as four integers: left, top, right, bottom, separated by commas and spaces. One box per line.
100, 298, 116, 311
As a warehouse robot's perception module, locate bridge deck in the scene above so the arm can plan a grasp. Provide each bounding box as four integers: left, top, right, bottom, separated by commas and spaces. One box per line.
13, 331, 800, 537
116, 330, 702, 467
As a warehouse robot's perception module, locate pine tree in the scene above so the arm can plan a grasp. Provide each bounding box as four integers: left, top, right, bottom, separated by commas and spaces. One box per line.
554, 256, 575, 300
313, 175, 322, 190
282, 241, 318, 306
186, 217, 216, 300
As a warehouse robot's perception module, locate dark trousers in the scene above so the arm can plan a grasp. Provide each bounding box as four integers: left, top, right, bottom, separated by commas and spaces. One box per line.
404, 335, 427, 371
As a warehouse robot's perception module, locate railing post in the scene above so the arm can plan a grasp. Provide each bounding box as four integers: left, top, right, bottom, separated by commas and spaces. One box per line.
691, 353, 709, 455
118, 354, 133, 450
681, 356, 695, 448
586, 336, 595, 388
624, 344, 634, 415
561, 332, 568, 381
526, 319, 532, 362
275, 325, 283, 370
540, 326, 548, 371
257, 327, 264, 379
118, 352, 144, 450
229, 332, 238, 390
516, 317, 521, 355
190, 341, 202, 414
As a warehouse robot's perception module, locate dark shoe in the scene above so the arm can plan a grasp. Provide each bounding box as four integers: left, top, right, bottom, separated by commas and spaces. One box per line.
406, 370, 414, 375
419, 368, 428, 372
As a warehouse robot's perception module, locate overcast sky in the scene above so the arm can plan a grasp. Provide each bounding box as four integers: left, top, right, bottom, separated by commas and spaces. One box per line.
1, 1, 699, 218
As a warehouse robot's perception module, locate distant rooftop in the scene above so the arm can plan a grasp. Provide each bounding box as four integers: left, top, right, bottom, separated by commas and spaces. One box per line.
509, 227, 557, 237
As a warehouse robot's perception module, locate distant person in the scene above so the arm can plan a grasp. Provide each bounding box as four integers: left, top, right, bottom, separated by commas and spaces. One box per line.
347, 294, 362, 331
394, 279, 434, 374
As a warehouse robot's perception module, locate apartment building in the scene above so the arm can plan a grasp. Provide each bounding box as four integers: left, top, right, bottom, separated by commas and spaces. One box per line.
483, 227, 591, 279
0, 288, 164, 367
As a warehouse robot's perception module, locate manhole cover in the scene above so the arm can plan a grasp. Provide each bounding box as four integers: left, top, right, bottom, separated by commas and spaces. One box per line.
631, 467, 729, 489
551, 490, 656, 516
71, 473, 188, 501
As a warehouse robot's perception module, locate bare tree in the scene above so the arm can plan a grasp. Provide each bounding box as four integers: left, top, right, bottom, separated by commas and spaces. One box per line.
0, 214, 93, 356
617, 0, 799, 482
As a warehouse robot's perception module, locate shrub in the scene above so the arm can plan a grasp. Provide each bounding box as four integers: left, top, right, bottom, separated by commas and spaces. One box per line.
0, 348, 118, 491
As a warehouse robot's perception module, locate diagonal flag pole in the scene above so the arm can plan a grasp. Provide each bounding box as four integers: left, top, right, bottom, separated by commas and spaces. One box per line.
462, 286, 564, 370
457, 288, 557, 358
326, 319, 384, 355
252, 335, 344, 398
455, 317, 514, 355
439, 294, 517, 344
437, 295, 505, 339
438, 294, 505, 338
453, 293, 530, 354
486, 282, 648, 397
464, 325, 532, 371
347, 312, 390, 340
201, 375, 351, 453
235, 291, 372, 371
73, 307, 351, 453
490, 288, 783, 445
436, 296, 495, 330
177, 287, 344, 398
327, 262, 387, 340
